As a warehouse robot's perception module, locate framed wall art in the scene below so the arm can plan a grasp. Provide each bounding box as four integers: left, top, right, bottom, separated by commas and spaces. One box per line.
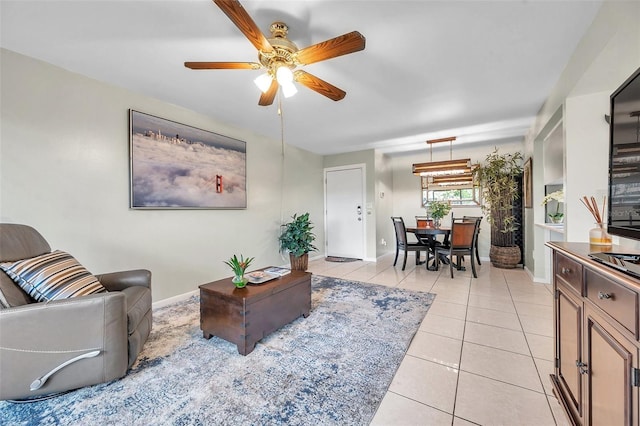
129, 110, 247, 209
523, 157, 533, 208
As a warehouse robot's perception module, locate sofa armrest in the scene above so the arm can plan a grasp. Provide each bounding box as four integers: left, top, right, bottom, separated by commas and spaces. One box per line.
0, 292, 128, 400
96, 269, 151, 292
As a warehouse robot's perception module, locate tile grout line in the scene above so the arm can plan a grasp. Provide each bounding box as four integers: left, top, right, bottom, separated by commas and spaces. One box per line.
449, 269, 474, 425
505, 270, 563, 426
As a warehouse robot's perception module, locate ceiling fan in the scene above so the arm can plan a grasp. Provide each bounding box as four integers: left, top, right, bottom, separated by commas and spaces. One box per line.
185, 0, 366, 106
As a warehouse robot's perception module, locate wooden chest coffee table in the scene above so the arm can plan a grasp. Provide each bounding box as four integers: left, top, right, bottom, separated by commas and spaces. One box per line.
199, 270, 311, 355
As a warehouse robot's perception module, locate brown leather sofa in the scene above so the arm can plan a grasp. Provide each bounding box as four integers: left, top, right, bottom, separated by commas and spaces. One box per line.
0, 224, 152, 400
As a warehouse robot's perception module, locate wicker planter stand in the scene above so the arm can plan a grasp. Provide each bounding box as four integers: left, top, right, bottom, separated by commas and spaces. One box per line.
489, 245, 521, 269
289, 253, 309, 271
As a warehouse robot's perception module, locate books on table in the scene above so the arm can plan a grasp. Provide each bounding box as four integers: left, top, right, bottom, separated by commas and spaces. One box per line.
263, 267, 291, 276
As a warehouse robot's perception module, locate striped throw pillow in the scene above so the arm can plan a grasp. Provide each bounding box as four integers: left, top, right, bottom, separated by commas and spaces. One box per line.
0, 250, 106, 302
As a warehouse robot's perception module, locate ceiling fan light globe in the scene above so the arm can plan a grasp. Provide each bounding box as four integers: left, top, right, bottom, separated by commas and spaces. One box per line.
276, 66, 294, 85
254, 73, 273, 93
281, 82, 298, 98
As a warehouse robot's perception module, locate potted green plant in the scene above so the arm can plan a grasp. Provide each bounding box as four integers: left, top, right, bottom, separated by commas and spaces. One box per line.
473, 148, 523, 269
279, 213, 317, 271
427, 200, 452, 228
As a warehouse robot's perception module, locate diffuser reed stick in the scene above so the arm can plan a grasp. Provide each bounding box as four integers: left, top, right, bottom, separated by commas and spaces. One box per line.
580, 195, 606, 226
581, 195, 612, 245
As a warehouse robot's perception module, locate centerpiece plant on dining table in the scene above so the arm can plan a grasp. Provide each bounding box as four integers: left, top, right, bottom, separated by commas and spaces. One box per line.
428, 200, 452, 227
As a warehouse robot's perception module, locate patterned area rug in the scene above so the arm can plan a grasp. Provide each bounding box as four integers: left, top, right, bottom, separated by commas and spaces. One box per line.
0, 276, 434, 425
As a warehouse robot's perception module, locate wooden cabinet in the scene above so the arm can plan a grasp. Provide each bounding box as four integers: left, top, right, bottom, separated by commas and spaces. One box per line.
585, 305, 638, 426
556, 280, 584, 422
549, 243, 640, 426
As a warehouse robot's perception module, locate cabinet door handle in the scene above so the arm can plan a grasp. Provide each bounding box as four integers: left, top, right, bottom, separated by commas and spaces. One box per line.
598, 291, 612, 300
561, 267, 571, 274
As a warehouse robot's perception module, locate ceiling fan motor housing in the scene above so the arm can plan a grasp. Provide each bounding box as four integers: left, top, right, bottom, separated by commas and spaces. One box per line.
259, 22, 298, 75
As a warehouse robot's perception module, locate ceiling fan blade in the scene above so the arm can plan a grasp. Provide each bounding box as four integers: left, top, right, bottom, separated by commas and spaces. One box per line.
258, 78, 279, 106
294, 70, 346, 101
213, 0, 273, 53
295, 31, 365, 65
184, 62, 261, 70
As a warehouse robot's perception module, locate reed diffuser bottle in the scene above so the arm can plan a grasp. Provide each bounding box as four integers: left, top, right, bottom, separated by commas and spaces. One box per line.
589, 222, 612, 246
581, 196, 612, 246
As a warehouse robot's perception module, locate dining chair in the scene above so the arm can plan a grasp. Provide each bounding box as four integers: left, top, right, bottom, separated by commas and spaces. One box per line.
415, 216, 434, 228
414, 216, 436, 250
391, 217, 429, 271
463, 215, 483, 265
434, 218, 480, 278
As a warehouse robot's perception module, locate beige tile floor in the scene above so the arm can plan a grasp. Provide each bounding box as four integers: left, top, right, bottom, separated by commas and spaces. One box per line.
307, 252, 570, 426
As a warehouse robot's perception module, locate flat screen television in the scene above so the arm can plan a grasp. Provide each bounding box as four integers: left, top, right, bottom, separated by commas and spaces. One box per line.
608, 66, 640, 241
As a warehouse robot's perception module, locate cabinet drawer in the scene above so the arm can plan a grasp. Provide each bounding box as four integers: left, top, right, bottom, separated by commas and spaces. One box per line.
556, 252, 583, 295
585, 269, 638, 337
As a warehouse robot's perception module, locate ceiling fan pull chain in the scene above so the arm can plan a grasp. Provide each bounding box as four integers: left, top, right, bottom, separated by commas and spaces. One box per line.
278, 92, 285, 153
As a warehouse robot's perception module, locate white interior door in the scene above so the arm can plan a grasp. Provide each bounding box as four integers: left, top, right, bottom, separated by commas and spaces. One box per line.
325, 166, 365, 259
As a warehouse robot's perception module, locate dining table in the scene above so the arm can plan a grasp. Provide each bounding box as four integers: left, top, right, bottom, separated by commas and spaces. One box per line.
406, 225, 452, 270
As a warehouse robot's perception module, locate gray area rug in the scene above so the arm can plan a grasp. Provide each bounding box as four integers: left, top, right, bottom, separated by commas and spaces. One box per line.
0, 275, 435, 425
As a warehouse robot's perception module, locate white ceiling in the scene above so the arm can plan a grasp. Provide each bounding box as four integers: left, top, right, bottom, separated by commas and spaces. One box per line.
0, 0, 602, 156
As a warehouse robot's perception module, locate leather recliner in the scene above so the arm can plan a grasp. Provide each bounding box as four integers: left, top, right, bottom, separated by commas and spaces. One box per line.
0, 224, 152, 400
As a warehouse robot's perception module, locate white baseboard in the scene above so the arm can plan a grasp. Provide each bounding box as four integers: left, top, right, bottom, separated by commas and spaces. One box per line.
152, 289, 198, 310
524, 265, 551, 284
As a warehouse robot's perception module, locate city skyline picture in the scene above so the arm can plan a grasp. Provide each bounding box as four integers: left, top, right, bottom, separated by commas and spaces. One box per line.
129, 110, 247, 209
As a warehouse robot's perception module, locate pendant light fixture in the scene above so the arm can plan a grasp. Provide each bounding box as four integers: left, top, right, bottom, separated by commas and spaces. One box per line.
412, 137, 472, 176
428, 172, 475, 186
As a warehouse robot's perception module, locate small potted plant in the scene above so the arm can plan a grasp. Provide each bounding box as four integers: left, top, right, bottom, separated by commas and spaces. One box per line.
224, 254, 254, 288
279, 213, 317, 271
428, 200, 452, 228
542, 190, 564, 224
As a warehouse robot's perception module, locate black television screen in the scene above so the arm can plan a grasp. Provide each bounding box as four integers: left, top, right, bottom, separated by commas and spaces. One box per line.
609, 67, 640, 240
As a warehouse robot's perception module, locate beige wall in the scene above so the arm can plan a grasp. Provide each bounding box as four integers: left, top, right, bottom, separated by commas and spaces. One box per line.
0, 49, 325, 302
374, 151, 394, 258
524, 0, 640, 281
